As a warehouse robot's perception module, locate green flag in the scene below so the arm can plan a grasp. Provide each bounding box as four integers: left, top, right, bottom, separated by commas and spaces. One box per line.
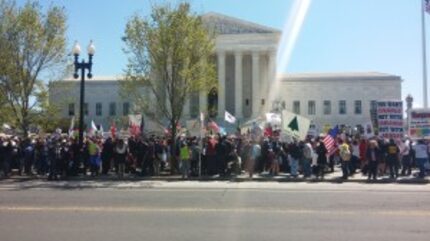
288, 116, 299, 131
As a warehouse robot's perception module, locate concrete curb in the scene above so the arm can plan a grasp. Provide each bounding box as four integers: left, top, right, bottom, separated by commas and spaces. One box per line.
1, 175, 428, 185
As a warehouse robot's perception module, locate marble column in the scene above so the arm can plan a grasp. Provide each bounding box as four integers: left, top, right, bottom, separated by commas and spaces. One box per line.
217, 52, 226, 118
234, 51, 243, 119
267, 50, 277, 109
252, 51, 260, 117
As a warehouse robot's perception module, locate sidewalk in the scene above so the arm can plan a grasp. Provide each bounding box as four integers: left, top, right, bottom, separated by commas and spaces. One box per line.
1, 168, 429, 189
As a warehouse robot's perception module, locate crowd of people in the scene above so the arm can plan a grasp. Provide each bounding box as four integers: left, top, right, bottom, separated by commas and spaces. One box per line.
0, 130, 429, 180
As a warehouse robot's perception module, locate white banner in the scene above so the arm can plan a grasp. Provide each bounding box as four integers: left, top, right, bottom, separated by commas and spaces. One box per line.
281, 110, 311, 140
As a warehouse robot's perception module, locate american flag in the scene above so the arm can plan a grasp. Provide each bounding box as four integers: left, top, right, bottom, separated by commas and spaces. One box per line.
323, 126, 339, 156
207, 121, 220, 133
426, 0, 430, 14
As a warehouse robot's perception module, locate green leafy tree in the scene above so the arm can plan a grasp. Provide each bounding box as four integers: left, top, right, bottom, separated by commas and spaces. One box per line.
0, 0, 67, 136
122, 2, 216, 168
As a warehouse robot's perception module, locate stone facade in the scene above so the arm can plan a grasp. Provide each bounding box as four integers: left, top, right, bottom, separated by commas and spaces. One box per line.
49, 12, 403, 131
276, 72, 402, 131
49, 77, 131, 128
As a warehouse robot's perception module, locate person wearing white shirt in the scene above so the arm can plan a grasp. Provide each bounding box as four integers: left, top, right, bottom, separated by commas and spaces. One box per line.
412, 140, 428, 178
400, 139, 412, 176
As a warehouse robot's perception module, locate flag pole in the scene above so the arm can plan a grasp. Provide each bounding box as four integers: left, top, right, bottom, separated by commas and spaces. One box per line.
422, 0, 428, 107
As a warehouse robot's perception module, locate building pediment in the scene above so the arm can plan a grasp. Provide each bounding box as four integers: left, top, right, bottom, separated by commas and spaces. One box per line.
202, 12, 280, 35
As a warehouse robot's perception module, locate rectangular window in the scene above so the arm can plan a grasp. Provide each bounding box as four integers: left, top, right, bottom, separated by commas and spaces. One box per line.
308, 101, 316, 115
109, 102, 116, 116
293, 101, 300, 114
354, 100, 362, 114
68, 103, 75, 116
123, 102, 130, 116
96, 103, 102, 116
339, 100, 346, 115
84, 103, 88, 116
370, 100, 377, 110
323, 100, 331, 115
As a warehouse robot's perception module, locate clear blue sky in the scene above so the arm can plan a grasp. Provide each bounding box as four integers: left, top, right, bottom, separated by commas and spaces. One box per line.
17, 0, 427, 107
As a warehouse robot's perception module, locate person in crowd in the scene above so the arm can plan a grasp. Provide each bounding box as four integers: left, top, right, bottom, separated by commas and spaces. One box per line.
302, 140, 314, 178
366, 140, 380, 180
215, 135, 227, 176
240, 139, 252, 175
339, 140, 352, 179
191, 139, 202, 177
248, 140, 261, 178
22, 139, 34, 175
280, 142, 290, 173
315, 138, 327, 179
87, 138, 100, 177
0, 137, 11, 177
115, 139, 128, 179
69, 138, 80, 176
127, 136, 138, 174
59, 138, 71, 178
101, 137, 114, 175
47, 139, 60, 181
288, 141, 301, 178
400, 139, 412, 176
153, 138, 163, 176
413, 139, 428, 178
206, 135, 217, 175
137, 138, 148, 176
385, 139, 400, 179
350, 139, 360, 174
179, 141, 191, 179
267, 148, 276, 176
10, 138, 21, 175
377, 139, 387, 177
159, 137, 168, 172
260, 138, 271, 173
141, 138, 155, 176
359, 138, 368, 174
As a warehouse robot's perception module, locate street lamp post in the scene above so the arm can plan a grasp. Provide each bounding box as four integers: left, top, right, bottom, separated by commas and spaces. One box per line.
72, 40, 95, 151
405, 94, 413, 132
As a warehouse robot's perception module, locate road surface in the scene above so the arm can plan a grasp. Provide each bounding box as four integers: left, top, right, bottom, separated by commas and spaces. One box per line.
0, 182, 429, 241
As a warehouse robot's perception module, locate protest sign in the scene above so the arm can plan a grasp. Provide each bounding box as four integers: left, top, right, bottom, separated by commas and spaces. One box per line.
376, 101, 403, 139
281, 110, 311, 140
409, 108, 430, 139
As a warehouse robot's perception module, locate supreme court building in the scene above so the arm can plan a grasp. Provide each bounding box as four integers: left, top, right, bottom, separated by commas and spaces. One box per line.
49, 12, 402, 130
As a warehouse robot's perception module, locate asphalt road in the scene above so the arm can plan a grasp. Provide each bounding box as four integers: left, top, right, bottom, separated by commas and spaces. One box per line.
1, 184, 430, 241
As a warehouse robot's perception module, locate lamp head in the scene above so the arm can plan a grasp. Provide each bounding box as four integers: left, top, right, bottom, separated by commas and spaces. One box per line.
87, 40, 95, 56
72, 41, 81, 56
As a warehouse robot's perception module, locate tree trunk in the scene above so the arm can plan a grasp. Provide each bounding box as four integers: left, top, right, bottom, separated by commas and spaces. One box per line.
22, 111, 29, 138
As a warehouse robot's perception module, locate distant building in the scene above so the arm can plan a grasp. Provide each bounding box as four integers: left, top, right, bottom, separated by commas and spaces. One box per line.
277, 72, 402, 131
48, 12, 402, 132
48, 76, 129, 129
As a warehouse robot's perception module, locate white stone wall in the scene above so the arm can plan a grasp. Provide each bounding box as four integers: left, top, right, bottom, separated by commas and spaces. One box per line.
277, 73, 402, 131
49, 79, 132, 129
